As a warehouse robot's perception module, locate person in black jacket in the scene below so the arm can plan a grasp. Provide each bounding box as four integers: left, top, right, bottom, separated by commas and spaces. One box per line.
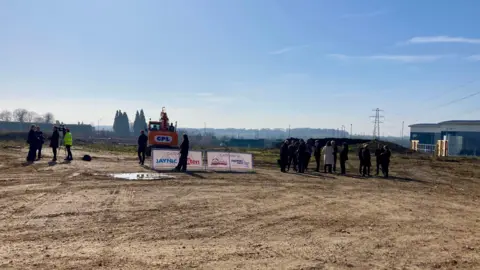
361, 144, 372, 177
339, 142, 349, 175
332, 141, 338, 172
35, 126, 45, 160
175, 134, 189, 171
380, 145, 391, 178
26, 125, 37, 162
374, 144, 384, 176
358, 145, 364, 175
279, 140, 289, 173
297, 140, 306, 173
137, 130, 148, 165
314, 140, 321, 172
49, 126, 60, 161
287, 142, 298, 172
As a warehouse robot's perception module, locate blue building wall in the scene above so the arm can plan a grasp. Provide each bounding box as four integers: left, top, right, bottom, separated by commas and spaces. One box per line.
410, 132, 440, 145
441, 131, 480, 156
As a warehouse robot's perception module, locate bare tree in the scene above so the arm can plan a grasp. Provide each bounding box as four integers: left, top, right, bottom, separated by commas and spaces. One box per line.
13, 108, 29, 122
34, 115, 45, 123
25, 111, 36, 123
0, 110, 12, 121
43, 112, 54, 124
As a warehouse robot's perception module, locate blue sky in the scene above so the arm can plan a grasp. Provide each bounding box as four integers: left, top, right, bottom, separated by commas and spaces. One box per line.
2, 0, 480, 136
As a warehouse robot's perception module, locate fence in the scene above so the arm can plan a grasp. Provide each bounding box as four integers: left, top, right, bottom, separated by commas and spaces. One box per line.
410, 139, 448, 157
151, 149, 254, 172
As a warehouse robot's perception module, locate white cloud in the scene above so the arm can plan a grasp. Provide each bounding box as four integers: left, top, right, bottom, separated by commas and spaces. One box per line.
341, 10, 388, 19
327, 54, 447, 63
406, 36, 480, 45
466, 55, 480, 61
268, 45, 309, 55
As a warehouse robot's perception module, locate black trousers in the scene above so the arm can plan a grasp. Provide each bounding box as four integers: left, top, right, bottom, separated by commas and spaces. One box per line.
359, 162, 363, 175
27, 145, 36, 162
333, 154, 337, 172
314, 154, 320, 171
138, 147, 146, 164
340, 159, 346, 174
304, 154, 311, 171
66, 145, 72, 160
175, 153, 188, 171
376, 160, 381, 175
324, 164, 332, 173
363, 165, 371, 176
37, 145, 43, 159
52, 147, 58, 160
382, 162, 389, 178
287, 156, 293, 171
280, 156, 288, 172
297, 155, 305, 173
288, 155, 297, 171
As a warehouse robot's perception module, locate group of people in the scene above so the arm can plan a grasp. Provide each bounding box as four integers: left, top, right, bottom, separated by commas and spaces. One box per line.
280, 139, 349, 174
358, 144, 391, 178
26, 125, 73, 163
280, 139, 392, 178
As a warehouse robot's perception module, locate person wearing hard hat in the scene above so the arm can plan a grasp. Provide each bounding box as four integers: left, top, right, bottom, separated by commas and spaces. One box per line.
63, 128, 73, 161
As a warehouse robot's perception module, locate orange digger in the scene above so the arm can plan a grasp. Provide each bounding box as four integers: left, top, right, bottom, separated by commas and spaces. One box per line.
145, 107, 179, 156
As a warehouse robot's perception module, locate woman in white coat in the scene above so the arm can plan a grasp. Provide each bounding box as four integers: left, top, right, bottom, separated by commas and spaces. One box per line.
322, 141, 334, 173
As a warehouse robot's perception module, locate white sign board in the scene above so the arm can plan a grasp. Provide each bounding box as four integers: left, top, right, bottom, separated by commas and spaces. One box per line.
151, 150, 204, 170
206, 151, 231, 170
229, 152, 254, 170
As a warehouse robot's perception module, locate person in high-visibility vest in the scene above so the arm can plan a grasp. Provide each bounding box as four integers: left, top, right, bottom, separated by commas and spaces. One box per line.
64, 128, 73, 161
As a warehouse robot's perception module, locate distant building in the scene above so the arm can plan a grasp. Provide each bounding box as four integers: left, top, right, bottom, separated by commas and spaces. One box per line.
409, 120, 480, 156
0, 121, 94, 137
228, 139, 265, 148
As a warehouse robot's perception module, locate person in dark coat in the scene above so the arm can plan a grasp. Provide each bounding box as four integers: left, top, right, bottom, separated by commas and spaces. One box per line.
175, 134, 189, 172
26, 125, 37, 162
280, 140, 289, 173
361, 144, 372, 177
137, 130, 148, 165
35, 126, 45, 160
332, 141, 338, 172
358, 144, 364, 175
380, 145, 391, 178
314, 140, 321, 172
374, 144, 384, 176
297, 140, 306, 173
339, 142, 349, 175
287, 142, 298, 172
49, 126, 60, 161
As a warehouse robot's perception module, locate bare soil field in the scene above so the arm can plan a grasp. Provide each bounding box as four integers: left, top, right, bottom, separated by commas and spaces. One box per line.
1, 144, 480, 269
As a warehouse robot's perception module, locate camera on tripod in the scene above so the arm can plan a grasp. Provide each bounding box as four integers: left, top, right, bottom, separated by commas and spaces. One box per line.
57, 124, 66, 132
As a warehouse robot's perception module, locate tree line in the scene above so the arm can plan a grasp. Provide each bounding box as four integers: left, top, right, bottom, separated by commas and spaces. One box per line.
0, 109, 55, 124
112, 109, 147, 137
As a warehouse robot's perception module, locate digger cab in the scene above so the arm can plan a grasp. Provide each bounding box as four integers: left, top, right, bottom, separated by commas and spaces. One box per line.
145, 121, 179, 156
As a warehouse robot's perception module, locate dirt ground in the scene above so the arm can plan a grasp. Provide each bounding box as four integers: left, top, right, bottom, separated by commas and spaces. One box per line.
1, 145, 479, 270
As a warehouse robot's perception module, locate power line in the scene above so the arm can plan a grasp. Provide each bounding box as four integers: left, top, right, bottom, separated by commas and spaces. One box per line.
430, 90, 480, 110
370, 108, 384, 140
420, 79, 478, 104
